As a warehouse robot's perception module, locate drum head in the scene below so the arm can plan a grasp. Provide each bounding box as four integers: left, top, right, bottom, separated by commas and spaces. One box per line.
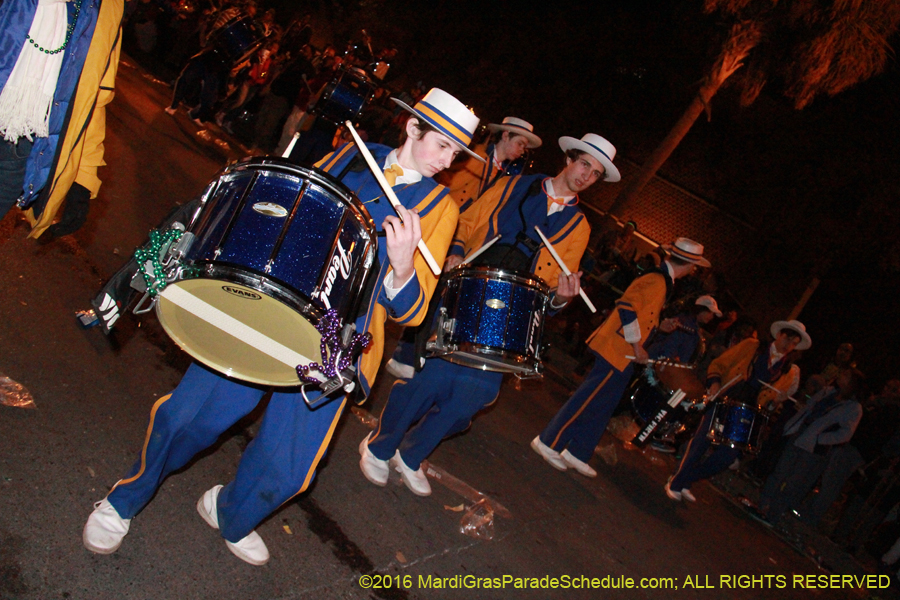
653, 362, 706, 400
157, 279, 322, 386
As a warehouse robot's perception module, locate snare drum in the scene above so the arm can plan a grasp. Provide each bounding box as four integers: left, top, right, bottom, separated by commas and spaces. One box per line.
707, 399, 768, 454
156, 158, 377, 386
313, 67, 375, 125
207, 17, 264, 68
429, 266, 550, 376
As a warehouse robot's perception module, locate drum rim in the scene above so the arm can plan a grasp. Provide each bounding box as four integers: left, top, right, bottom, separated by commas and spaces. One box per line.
438, 348, 541, 375
446, 265, 550, 293
222, 157, 377, 235
184, 157, 378, 324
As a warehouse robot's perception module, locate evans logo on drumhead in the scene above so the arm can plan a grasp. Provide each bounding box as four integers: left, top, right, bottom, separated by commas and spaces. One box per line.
485, 299, 506, 310
222, 286, 262, 300
251, 202, 289, 218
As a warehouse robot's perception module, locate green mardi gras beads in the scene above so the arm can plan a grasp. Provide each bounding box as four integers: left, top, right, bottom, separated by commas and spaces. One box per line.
24, 0, 84, 55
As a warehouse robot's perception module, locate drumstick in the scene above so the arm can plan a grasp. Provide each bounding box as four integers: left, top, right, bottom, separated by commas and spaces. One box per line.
344, 121, 441, 276
282, 132, 300, 158
533, 226, 596, 313
625, 357, 694, 369
462, 234, 501, 264
706, 374, 742, 404
757, 379, 800, 404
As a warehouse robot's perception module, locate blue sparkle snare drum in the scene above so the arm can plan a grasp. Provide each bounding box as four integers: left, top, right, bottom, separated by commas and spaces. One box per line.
429, 266, 550, 376
707, 399, 767, 454
156, 158, 377, 386
313, 67, 375, 125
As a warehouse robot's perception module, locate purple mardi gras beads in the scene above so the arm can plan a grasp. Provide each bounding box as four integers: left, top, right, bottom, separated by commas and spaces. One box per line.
296, 309, 372, 385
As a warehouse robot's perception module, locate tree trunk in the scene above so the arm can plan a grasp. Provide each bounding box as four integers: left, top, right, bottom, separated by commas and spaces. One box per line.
606, 23, 759, 217
605, 81, 720, 217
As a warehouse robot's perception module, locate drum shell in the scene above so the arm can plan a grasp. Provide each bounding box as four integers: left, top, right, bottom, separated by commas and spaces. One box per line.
437, 266, 549, 374
209, 17, 263, 67
314, 68, 375, 125
156, 158, 376, 386
707, 399, 767, 454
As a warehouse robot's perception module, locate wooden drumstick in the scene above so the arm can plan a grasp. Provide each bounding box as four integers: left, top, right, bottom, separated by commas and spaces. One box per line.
462, 234, 501, 264
758, 379, 800, 404
282, 132, 300, 158
533, 226, 596, 313
344, 121, 441, 276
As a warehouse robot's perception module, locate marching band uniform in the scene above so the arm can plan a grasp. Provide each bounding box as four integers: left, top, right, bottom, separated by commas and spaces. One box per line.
667, 320, 811, 500
534, 238, 710, 477
84, 88, 477, 565
365, 173, 590, 487
537, 266, 672, 468
364, 134, 619, 495
438, 117, 541, 212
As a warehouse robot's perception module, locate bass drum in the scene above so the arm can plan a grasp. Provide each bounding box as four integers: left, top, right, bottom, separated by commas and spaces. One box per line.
156, 158, 377, 386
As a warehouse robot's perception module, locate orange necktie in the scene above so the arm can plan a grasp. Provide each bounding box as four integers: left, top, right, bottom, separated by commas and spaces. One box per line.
384, 163, 404, 186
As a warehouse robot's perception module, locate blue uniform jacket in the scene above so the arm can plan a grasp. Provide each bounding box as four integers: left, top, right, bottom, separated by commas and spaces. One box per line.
0, 0, 101, 207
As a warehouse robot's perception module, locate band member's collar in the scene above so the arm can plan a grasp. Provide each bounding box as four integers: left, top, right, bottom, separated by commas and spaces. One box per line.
384, 149, 423, 184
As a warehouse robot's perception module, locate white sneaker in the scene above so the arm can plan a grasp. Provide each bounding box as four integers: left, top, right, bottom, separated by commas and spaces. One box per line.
664, 479, 682, 501
531, 436, 568, 471
681, 488, 697, 502
197, 485, 270, 566
83, 498, 131, 554
390, 453, 431, 496
359, 435, 389, 486
561, 449, 597, 478
385, 358, 416, 380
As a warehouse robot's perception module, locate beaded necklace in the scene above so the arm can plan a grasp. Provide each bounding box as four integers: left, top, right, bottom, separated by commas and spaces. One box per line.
25, 0, 84, 56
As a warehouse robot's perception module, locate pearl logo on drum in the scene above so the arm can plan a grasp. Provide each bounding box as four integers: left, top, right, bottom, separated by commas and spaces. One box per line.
485, 299, 506, 310
222, 286, 263, 300
251, 202, 289, 218
318, 239, 353, 310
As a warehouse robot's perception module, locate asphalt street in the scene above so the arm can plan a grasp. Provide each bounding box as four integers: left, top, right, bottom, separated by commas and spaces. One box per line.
0, 58, 881, 600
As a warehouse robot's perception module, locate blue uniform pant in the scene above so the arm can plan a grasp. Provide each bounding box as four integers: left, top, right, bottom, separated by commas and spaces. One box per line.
367, 359, 504, 470
669, 410, 741, 492
539, 351, 632, 463
107, 363, 346, 542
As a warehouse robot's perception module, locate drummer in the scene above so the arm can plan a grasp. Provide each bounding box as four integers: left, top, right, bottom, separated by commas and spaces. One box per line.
441, 116, 542, 211
664, 319, 811, 502
360, 133, 619, 496
83, 88, 478, 565
648, 295, 722, 365
533, 238, 711, 477
386, 116, 542, 380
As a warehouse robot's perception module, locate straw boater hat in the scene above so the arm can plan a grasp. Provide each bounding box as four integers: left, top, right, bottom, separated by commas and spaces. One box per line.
770, 320, 812, 350
558, 133, 621, 182
487, 117, 542, 149
391, 88, 484, 162
662, 238, 711, 268
695, 295, 722, 317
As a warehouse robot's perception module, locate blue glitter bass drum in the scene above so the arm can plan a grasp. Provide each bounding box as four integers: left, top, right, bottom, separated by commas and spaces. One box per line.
429, 266, 550, 376
706, 399, 767, 454
155, 158, 377, 386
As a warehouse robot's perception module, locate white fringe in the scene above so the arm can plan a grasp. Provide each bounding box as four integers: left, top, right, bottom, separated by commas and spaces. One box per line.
0, 84, 54, 142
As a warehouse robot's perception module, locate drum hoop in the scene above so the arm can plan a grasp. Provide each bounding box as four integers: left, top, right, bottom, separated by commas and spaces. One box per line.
439, 349, 541, 375
447, 265, 550, 294
221, 158, 377, 237
184, 263, 324, 322
185, 158, 378, 321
